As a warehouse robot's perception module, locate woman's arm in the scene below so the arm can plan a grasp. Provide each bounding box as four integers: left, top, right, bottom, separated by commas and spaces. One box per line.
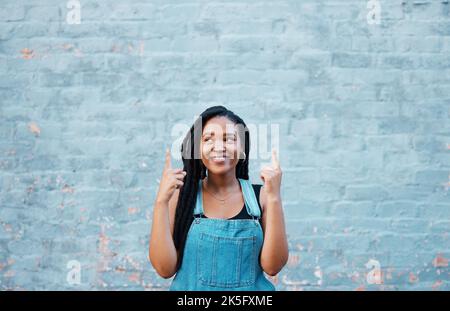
259, 150, 289, 276
149, 192, 179, 279
259, 190, 289, 276
149, 149, 185, 279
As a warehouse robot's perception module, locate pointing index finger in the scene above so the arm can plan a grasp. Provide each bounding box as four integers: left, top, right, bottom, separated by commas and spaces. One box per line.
164, 148, 172, 169
271, 148, 280, 168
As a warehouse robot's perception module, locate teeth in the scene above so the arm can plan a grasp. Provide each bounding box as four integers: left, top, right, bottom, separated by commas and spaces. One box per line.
212, 157, 226, 161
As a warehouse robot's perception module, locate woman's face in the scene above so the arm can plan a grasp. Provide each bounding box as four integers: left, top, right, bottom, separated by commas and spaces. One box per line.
201, 116, 244, 176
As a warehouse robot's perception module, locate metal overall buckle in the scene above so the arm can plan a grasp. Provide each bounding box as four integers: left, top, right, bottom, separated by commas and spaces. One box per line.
193, 214, 201, 224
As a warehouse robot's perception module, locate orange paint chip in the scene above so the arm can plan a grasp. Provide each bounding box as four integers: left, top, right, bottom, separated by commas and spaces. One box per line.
21, 48, 35, 59
433, 254, 449, 267
62, 43, 74, 51
128, 207, 139, 215
62, 184, 75, 194
432, 280, 443, 290
97, 227, 114, 273
128, 273, 141, 284
28, 122, 41, 136
409, 272, 418, 283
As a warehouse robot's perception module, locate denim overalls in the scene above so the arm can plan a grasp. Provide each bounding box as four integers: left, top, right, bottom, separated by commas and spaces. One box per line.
169, 178, 276, 291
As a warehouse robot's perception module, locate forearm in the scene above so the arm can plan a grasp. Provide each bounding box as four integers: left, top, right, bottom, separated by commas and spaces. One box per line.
149, 200, 178, 278
260, 197, 289, 276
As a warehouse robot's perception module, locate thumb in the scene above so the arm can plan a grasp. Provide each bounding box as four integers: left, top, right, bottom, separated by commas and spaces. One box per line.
260, 171, 268, 184
164, 148, 172, 169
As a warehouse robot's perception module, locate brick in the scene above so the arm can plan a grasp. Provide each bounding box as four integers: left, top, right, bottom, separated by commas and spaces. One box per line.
344, 185, 389, 201
0, 6, 25, 22
415, 170, 449, 184
332, 53, 372, 68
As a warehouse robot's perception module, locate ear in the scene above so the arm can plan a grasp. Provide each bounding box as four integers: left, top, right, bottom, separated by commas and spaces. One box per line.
239, 149, 246, 161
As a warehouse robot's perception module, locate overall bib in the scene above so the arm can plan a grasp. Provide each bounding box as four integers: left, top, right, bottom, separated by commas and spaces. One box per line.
170, 178, 276, 291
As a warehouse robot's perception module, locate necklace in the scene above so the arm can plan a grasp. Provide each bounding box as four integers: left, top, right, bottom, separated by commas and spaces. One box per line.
203, 179, 236, 206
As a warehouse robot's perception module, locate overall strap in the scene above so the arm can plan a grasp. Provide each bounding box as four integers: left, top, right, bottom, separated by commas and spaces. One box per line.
238, 178, 261, 219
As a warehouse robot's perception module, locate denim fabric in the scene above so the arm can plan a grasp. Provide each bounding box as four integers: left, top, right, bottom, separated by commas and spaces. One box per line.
170, 178, 276, 291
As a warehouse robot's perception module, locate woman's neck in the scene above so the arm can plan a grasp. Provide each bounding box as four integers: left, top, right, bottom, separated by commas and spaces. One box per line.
204, 171, 240, 195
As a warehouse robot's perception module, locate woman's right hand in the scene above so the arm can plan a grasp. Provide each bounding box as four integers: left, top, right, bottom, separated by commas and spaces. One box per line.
155, 148, 186, 204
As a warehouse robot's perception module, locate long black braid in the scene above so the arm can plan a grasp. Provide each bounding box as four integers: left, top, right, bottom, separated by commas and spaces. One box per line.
172, 105, 251, 271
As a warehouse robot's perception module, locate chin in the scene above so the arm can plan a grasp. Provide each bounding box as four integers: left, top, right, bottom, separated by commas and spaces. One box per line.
205, 164, 235, 175
207, 168, 231, 175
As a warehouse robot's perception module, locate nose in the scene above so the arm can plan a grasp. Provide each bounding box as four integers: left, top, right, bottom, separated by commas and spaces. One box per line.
212, 140, 225, 152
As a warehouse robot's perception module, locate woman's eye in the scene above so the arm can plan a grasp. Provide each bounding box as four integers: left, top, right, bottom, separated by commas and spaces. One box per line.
203, 136, 235, 143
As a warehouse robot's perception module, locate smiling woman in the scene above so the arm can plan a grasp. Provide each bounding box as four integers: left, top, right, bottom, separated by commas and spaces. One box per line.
148, 105, 289, 291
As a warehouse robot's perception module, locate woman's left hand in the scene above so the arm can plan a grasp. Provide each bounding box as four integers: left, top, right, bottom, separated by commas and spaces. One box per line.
260, 149, 282, 200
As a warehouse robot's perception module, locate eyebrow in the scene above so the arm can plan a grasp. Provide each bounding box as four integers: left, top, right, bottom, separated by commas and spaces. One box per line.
202, 131, 236, 137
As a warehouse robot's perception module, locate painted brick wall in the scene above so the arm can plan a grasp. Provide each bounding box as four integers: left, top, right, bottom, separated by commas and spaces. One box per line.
0, 0, 449, 290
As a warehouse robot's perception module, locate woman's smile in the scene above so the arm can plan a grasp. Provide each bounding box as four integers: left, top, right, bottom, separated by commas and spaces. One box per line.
209, 155, 228, 164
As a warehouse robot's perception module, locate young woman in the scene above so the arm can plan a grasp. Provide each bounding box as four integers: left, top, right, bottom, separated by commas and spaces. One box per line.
149, 106, 288, 291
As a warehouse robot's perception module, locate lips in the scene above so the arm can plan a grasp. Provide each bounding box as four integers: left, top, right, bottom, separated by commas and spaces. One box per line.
210, 155, 228, 163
